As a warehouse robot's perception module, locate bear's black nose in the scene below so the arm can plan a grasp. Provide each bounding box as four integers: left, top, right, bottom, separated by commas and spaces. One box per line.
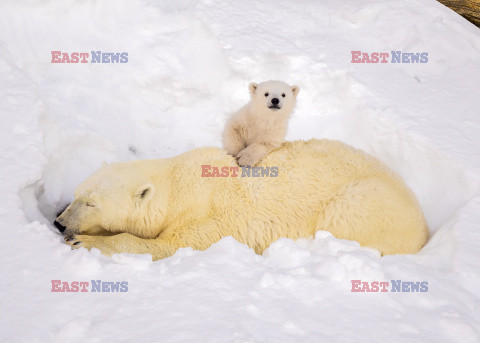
271, 98, 279, 105
54, 220, 66, 233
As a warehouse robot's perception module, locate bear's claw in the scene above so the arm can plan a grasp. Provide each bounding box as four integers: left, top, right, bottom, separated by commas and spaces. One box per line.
64, 235, 84, 249
64, 234, 112, 255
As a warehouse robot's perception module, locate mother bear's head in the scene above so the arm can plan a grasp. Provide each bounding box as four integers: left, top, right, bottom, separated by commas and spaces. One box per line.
54, 161, 167, 239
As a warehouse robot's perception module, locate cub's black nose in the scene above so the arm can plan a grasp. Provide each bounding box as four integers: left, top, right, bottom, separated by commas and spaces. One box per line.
271, 98, 279, 105
54, 220, 66, 233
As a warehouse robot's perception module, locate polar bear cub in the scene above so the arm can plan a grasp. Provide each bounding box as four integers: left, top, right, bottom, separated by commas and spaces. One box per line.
222, 80, 299, 166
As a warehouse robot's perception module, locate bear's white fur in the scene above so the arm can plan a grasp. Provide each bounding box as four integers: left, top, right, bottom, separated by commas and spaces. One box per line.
223, 80, 299, 167
59, 139, 428, 259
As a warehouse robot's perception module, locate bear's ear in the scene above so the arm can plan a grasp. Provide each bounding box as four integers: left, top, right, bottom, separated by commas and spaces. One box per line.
248, 82, 258, 95
101, 161, 108, 167
134, 183, 155, 204
291, 85, 299, 97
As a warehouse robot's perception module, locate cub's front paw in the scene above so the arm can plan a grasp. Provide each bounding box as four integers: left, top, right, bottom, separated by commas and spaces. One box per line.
236, 149, 259, 167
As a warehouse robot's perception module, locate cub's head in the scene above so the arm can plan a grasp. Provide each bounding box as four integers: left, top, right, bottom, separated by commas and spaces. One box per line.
249, 80, 299, 115
54, 161, 164, 239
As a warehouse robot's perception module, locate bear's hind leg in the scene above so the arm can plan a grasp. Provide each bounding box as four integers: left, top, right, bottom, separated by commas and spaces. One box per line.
317, 177, 428, 255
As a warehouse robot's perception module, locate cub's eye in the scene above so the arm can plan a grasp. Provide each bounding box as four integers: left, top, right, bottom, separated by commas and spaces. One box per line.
265, 93, 269, 97
282, 93, 285, 97
86, 202, 95, 207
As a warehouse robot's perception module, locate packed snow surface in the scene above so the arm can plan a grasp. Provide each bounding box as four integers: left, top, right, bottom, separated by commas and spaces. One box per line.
1, 0, 480, 341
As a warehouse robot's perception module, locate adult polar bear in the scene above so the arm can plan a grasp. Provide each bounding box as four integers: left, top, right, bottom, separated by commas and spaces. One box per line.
56, 139, 428, 259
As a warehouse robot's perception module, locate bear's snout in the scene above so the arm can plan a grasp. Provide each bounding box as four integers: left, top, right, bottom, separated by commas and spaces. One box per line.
269, 97, 281, 110
54, 220, 66, 233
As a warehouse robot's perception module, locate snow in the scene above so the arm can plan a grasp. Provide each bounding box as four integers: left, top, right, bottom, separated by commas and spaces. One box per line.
1, 0, 480, 341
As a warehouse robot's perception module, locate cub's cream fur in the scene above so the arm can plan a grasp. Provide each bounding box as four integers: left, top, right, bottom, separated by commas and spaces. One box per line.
58, 139, 428, 260
223, 80, 299, 166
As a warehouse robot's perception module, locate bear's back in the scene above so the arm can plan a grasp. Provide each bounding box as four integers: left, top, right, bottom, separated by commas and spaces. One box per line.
255, 139, 393, 187
168, 139, 399, 205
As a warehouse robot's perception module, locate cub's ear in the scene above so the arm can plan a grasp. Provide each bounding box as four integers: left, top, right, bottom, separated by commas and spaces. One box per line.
134, 183, 155, 203
248, 82, 258, 95
291, 85, 300, 97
